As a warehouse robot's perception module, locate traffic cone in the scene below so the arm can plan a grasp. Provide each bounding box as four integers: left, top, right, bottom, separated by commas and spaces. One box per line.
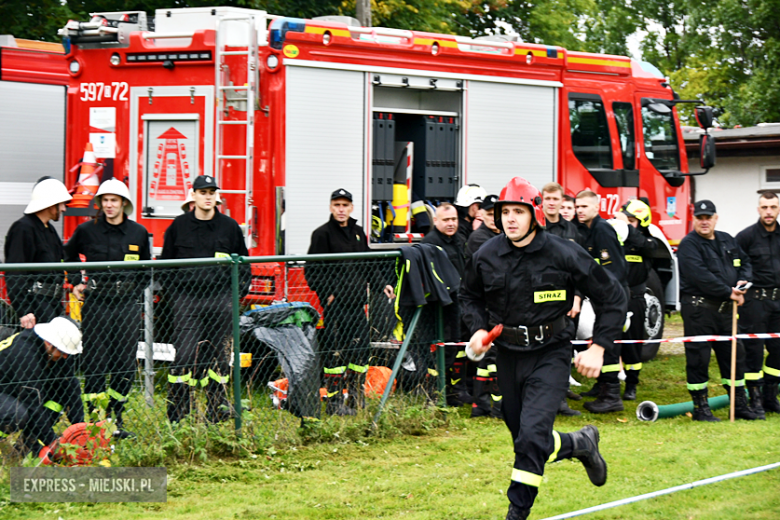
68, 143, 101, 208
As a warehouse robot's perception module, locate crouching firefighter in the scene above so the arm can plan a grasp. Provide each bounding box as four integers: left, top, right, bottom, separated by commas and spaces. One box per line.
65, 179, 151, 438
161, 175, 250, 424
460, 177, 627, 520
0, 317, 83, 456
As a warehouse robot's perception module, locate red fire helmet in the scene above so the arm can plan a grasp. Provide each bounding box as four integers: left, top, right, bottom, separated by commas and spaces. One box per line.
494, 177, 546, 233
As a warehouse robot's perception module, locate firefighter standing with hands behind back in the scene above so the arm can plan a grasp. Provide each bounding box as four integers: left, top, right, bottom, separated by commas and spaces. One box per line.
161, 175, 249, 424
65, 179, 151, 438
736, 192, 780, 417
461, 177, 627, 520
575, 190, 629, 413
677, 200, 758, 421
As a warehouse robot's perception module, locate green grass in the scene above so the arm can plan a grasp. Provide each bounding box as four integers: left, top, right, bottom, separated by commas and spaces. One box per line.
2, 349, 779, 520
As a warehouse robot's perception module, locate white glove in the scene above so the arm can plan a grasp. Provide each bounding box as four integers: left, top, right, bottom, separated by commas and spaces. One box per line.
465, 343, 485, 362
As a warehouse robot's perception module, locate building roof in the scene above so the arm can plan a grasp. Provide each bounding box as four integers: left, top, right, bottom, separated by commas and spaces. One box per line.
684, 124, 780, 157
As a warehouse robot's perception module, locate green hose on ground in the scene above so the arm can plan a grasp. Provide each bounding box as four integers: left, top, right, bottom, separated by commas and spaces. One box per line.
636, 394, 730, 422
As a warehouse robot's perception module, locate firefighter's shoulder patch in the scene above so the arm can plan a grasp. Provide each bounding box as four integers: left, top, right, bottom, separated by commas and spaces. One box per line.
600, 249, 611, 263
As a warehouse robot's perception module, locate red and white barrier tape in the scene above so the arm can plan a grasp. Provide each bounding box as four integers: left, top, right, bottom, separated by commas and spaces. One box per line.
438, 332, 780, 347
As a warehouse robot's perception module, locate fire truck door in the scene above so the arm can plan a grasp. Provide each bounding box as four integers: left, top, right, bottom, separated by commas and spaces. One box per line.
284, 66, 366, 255
129, 85, 214, 219
465, 80, 559, 195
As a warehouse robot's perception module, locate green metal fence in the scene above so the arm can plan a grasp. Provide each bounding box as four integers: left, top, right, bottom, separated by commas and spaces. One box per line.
0, 252, 445, 463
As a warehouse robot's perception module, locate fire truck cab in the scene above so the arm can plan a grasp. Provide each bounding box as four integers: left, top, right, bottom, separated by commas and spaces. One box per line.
58, 7, 715, 349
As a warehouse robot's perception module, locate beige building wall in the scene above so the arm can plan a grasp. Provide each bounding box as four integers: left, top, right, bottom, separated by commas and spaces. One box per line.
692, 155, 780, 236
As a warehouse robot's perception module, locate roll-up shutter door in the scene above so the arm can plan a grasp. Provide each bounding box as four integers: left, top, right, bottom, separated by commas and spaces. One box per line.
0, 81, 66, 259
465, 81, 556, 195
285, 66, 365, 255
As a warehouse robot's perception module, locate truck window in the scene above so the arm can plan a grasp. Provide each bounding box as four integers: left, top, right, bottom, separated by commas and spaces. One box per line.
612, 102, 635, 171
569, 94, 613, 171
641, 103, 680, 173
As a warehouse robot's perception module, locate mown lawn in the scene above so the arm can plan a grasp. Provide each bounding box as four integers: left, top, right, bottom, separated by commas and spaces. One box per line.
2, 316, 779, 520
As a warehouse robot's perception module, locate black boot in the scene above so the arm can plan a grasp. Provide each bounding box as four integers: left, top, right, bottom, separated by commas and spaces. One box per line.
725, 385, 759, 420
583, 383, 624, 413
470, 374, 492, 417
205, 380, 233, 423
763, 381, 780, 413
167, 380, 192, 424
567, 388, 583, 401
324, 373, 355, 416
579, 382, 601, 398
622, 383, 637, 401
346, 370, 366, 412
506, 503, 530, 520
112, 418, 136, 440
747, 384, 766, 420
568, 425, 607, 486
690, 389, 720, 422
558, 398, 581, 416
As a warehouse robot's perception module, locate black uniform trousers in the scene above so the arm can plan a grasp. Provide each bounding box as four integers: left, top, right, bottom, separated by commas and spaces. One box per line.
740, 298, 780, 386
81, 296, 140, 424
681, 303, 747, 389
497, 342, 576, 509
34, 295, 84, 426
320, 299, 370, 396
167, 293, 231, 422
622, 290, 647, 385
596, 286, 629, 386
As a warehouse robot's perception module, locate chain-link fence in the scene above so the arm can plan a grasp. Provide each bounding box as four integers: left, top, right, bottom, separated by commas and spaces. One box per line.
0, 252, 445, 464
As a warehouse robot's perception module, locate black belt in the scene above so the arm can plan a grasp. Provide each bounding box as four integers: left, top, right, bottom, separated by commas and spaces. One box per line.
681, 295, 732, 314
29, 282, 62, 298
490, 315, 568, 348
747, 287, 780, 301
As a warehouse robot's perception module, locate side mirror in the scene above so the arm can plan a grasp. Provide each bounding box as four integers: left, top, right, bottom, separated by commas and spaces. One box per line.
695, 106, 714, 130
647, 102, 672, 115
699, 133, 716, 169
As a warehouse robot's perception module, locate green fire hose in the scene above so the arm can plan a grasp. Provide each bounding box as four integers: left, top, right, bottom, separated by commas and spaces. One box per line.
636, 395, 730, 422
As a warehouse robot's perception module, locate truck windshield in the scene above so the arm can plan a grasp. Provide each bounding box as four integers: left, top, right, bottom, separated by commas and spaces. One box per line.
569, 95, 613, 171
641, 104, 680, 173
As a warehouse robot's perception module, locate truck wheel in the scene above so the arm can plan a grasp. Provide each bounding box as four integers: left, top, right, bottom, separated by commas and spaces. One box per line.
641, 269, 665, 361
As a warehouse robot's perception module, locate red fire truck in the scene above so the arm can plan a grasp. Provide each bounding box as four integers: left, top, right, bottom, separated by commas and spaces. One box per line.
0, 36, 68, 255
57, 8, 715, 346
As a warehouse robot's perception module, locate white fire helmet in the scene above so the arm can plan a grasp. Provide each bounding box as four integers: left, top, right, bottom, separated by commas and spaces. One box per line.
34, 316, 83, 356
24, 178, 72, 215
95, 178, 133, 215
454, 184, 487, 208
181, 189, 223, 212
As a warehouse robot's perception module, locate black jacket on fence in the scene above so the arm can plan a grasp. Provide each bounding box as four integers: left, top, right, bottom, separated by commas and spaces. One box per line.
421, 228, 467, 279
395, 243, 461, 308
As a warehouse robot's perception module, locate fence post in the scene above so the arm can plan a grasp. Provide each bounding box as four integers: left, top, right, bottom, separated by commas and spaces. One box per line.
436, 304, 446, 407
373, 306, 423, 427
231, 254, 243, 432
143, 267, 155, 407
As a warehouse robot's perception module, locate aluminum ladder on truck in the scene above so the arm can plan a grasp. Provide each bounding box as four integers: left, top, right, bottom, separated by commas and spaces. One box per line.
214, 13, 262, 248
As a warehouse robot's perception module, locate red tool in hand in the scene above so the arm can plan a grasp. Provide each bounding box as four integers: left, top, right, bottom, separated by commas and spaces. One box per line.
483, 324, 503, 346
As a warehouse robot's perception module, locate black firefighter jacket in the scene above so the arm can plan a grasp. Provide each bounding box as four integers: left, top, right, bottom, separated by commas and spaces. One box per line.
460, 231, 626, 356
678, 230, 751, 301
395, 243, 461, 308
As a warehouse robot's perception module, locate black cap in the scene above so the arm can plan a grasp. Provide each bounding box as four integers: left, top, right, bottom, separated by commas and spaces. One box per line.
693, 199, 717, 216
193, 175, 219, 190
331, 188, 353, 202
481, 194, 499, 211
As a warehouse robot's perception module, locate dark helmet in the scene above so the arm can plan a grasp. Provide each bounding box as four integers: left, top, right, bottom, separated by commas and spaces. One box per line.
494, 177, 546, 234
